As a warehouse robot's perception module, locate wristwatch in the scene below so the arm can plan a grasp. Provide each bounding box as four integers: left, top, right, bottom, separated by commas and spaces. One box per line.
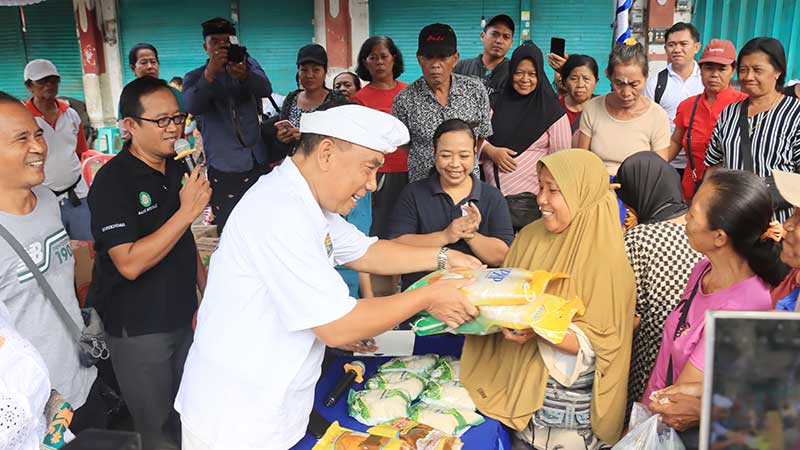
437, 247, 449, 270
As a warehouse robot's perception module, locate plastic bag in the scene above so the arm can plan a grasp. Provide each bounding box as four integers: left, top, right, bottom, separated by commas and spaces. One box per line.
428, 356, 460, 382
419, 381, 476, 411
378, 354, 439, 377
611, 403, 685, 450
408, 404, 485, 437
312, 421, 410, 449
348, 389, 411, 426
406, 268, 568, 306
365, 372, 426, 401
368, 418, 464, 450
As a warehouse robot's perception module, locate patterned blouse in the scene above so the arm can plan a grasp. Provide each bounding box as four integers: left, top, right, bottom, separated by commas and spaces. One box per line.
624, 221, 703, 408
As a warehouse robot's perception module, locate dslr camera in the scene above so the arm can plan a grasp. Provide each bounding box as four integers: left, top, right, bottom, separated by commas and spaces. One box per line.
227, 36, 247, 64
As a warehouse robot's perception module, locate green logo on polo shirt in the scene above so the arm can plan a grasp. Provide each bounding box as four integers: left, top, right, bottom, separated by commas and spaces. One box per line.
138, 191, 152, 207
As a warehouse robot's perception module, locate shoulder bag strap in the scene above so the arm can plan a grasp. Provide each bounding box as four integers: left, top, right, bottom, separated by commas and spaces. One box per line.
685, 95, 702, 187
666, 265, 709, 386
654, 68, 669, 105
0, 222, 82, 341
737, 98, 755, 173
492, 163, 502, 191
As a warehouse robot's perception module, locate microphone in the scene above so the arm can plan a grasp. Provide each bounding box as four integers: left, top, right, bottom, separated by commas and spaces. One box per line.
324, 360, 365, 407
173, 138, 194, 172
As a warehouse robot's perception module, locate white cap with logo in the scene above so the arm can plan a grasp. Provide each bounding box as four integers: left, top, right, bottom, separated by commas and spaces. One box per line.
299, 104, 410, 154
774, 170, 800, 208
24, 59, 60, 82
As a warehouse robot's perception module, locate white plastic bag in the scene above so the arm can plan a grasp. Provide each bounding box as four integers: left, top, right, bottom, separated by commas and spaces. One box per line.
612, 403, 685, 450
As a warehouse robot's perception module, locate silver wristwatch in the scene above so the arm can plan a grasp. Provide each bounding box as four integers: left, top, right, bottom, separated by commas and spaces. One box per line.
437, 247, 449, 270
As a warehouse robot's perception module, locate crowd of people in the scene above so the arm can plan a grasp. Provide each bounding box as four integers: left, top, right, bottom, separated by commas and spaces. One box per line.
1, 12, 799, 450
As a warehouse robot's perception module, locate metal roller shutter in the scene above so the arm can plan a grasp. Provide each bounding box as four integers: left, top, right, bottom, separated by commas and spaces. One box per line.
0, 7, 28, 99
369, 0, 522, 84
238, 0, 314, 95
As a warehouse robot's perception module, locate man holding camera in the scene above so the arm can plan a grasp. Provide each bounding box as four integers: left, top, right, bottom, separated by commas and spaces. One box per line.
183, 17, 271, 232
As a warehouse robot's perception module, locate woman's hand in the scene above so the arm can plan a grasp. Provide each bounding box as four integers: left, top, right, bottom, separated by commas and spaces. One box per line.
276, 126, 298, 144
547, 52, 568, 71
502, 327, 536, 345
648, 391, 702, 431
484, 145, 518, 173
444, 215, 480, 243
337, 338, 378, 353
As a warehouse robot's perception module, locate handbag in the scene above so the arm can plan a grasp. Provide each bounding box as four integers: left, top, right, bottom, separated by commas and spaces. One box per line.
260, 94, 293, 164
0, 222, 109, 368
492, 164, 541, 231
737, 98, 793, 212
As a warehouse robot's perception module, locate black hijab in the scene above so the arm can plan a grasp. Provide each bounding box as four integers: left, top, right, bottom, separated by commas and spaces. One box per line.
616, 152, 688, 224
488, 41, 566, 155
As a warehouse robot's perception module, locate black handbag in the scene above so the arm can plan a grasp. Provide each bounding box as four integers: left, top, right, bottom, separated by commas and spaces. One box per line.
260, 94, 292, 164
492, 164, 541, 230
737, 98, 793, 212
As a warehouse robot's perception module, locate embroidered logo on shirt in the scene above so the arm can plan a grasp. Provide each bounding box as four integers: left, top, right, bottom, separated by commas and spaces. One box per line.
138, 191, 152, 207
324, 233, 334, 258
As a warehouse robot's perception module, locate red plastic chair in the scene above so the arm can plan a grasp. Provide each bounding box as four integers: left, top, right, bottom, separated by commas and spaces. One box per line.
82, 153, 115, 187
80, 149, 104, 164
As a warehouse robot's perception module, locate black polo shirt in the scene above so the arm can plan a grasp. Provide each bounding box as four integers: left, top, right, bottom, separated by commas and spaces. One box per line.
387, 173, 514, 290
88, 149, 197, 337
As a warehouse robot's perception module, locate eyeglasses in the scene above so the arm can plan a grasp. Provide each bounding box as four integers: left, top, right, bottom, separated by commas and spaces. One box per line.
134, 113, 188, 128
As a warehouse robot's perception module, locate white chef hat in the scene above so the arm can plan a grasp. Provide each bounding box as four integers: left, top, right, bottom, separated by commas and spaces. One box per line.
713, 394, 733, 409
299, 104, 410, 154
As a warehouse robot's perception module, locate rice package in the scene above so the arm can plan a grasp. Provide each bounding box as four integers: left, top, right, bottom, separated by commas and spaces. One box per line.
312, 421, 412, 450
406, 268, 568, 306
348, 389, 411, 426
365, 372, 426, 401
428, 356, 460, 382
409, 405, 485, 437
378, 354, 438, 377
368, 418, 464, 450
419, 381, 476, 411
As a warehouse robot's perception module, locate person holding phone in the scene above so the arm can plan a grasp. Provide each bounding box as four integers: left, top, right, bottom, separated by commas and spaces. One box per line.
454, 14, 515, 105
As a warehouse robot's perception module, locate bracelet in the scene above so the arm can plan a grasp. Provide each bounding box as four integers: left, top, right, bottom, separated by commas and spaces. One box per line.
437, 247, 449, 270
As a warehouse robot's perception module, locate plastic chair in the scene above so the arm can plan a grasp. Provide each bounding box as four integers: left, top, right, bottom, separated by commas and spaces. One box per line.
82, 154, 115, 187
80, 149, 103, 165
94, 126, 123, 154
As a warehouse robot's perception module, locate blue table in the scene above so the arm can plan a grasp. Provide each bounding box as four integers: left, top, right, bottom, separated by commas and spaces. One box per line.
291, 335, 511, 449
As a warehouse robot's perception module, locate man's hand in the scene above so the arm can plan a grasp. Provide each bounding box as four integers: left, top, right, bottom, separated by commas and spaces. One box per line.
502, 327, 536, 345
485, 145, 518, 173
337, 338, 378, 353
444, 249, 483, 270
206, 47, 229, 75
227, 60, 248, 81
179, 164, 212, 222
423, 278, 479, 329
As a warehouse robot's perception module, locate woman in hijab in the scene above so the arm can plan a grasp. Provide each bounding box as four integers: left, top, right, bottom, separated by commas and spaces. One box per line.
481, 42, 571, 229
615, 152, 703, 414
462, 149, 636, 449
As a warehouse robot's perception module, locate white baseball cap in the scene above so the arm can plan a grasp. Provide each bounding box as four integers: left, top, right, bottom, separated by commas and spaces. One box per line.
774, 170, 800, 208
24, 59, 60, 82
299, 104, 409, 154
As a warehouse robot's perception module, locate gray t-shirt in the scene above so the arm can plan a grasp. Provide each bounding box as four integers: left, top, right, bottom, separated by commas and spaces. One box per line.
0, 185, 96, 408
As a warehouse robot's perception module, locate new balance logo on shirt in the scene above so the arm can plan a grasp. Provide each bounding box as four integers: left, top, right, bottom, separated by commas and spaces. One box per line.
15, 228, 71, 283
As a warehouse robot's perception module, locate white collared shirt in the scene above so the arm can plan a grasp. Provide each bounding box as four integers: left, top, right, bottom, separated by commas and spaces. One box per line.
175, 158, 377, 449
645, 61, 704, 168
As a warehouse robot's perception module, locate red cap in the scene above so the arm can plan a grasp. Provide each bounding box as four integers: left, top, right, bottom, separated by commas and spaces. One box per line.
699, 39, 737, 65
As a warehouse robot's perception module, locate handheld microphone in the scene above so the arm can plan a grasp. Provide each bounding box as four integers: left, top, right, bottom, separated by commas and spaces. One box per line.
173, 138, 194, 172
324, 360, 365, 407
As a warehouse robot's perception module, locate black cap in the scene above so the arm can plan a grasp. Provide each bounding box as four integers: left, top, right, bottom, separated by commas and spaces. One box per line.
202, 17, 236, 37
486, 14, 515, 34
297, 44, 328, 69
418, 23, 457, 57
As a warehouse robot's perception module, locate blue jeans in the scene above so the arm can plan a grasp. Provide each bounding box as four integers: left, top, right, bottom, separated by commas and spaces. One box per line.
59, 197, 93, 241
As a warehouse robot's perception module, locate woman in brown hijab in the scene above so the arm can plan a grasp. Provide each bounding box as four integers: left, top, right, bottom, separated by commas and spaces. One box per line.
461, 149, 636, 449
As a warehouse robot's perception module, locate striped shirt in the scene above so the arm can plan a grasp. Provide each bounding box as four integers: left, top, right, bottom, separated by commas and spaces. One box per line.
705, 96, 800, 222
481, 115, 572, 196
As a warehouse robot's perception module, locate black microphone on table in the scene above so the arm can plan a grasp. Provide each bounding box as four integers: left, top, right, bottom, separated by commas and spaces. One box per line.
324, 360, 365, 407
173, 138, 194, 172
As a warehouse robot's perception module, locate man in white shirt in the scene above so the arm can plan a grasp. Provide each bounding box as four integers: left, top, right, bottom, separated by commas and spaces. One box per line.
176, 104, 481, 450
644, 22, 703, 174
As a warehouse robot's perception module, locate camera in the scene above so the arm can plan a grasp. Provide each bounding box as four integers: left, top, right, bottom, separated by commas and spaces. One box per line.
227, 36, 247, 64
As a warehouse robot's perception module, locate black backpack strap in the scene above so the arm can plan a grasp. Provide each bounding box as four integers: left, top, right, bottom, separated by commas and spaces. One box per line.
654, 68, 669, 105
737, 99, 755, 172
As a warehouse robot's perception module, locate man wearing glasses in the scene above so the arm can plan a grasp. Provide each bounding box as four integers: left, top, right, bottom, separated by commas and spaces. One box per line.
23, 59, 92, 241
87, 76, 211, 450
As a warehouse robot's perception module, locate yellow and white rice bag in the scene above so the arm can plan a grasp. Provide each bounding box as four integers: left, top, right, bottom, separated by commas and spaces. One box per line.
368, 418, 464, 450
312, 421, 408, 450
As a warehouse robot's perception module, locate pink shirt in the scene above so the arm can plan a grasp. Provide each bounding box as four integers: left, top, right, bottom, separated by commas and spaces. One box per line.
642, 259, 772, 402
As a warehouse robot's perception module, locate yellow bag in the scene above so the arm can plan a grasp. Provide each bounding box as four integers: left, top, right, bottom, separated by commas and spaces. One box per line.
313, 420, 462, 450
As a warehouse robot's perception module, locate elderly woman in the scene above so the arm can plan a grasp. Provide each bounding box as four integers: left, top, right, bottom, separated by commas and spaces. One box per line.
387, 118, 514, 290
615, 152, 703, 412
705, 37, 800, 223
578, 42, 671, 176
462, 150, 636, 449
658, 39, 747, 201
644, 171, 789, 444
559, 54, 599, 137
332, 71, 361, 100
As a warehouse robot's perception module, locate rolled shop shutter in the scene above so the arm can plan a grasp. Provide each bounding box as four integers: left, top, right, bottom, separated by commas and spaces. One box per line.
0, 7, 28, 99
118, 0, 229, 85
369, 0, 522, 84
238, 0, 314, 96
530, 0, 615, 94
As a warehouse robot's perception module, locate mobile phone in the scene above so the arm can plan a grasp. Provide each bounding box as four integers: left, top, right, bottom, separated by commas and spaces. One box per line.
550, 37, 566, 58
